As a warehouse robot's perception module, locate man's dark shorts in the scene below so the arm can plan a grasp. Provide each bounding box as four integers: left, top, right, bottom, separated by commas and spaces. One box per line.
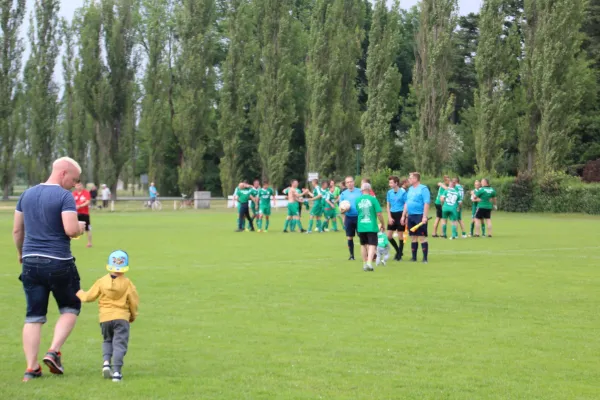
77, 214, 91, 231
475, 208, 492, 219
20, 257, 81, 324
435, 204, 443, 218
387, 211, 405, 232
344, 215, 358, 237
408, 214, 428, 237
358, 232, 378, 246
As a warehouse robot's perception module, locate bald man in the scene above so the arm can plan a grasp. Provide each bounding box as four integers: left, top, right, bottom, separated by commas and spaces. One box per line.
14, 157, 85, 381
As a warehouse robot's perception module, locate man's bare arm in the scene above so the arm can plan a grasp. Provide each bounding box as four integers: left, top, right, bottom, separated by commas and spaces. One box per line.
13, 211, 24, 263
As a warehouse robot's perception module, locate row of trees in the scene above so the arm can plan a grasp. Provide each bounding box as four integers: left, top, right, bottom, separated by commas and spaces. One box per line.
0, 0, 598, 198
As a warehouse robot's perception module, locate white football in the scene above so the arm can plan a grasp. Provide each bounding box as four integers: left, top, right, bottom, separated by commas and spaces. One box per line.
339, 200, 351, 213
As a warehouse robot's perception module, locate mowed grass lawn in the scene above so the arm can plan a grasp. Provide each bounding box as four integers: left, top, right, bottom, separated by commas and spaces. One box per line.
0, 207, 599, 399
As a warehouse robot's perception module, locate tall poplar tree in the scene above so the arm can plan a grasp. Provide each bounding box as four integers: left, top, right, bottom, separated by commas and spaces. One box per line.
409, 0, 457, 175
0, 0, 25, 198
26, 0, 61, 179
361, 0, 402, 172
174, 0, 219, 194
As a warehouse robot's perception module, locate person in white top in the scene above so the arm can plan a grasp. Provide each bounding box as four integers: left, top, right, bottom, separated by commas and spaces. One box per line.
101, 184, 111, 209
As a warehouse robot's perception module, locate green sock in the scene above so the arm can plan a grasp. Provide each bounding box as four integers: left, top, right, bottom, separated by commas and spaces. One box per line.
322, 220, 329, 230
265, 219, 270, 230
452, 225, 457, 238
317, 220, 322, 232
442, 224, 447, 237
297, 220, 304, 231
482, 224, 487, 236
291, 220, 296, 231
332, 220, 338, 231
308, 220, 314, 232
257, 219, 262, 230
284, 220, 290, 231
470, 221, 474, 236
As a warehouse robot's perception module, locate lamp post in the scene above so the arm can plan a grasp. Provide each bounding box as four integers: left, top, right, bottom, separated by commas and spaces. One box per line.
354, 144, 362, 178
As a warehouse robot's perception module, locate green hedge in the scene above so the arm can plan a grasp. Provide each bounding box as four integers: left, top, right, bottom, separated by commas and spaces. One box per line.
358, 170, 600, 215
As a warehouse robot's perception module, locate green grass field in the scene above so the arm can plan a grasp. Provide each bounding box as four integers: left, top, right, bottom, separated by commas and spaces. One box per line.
1, 207, 599, 399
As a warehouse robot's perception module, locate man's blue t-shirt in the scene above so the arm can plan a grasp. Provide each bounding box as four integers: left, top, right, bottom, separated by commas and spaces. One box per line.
406, 184, 431, 215
340, 188, 362, 217
387, 188, 407, 213
149, 186, 157, 198
16, 184, 77, 260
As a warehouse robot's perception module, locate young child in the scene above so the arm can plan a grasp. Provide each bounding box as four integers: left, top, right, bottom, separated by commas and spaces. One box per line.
77, 250, 139, 382
376, 231, 390, 266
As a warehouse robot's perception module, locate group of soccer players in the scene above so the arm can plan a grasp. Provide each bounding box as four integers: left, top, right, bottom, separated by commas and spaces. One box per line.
431, 175, 497, 240
233, 178, 346, 233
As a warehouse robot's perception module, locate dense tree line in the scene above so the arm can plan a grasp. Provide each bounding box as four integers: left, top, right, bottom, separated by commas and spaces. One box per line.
0, 0, 598, 198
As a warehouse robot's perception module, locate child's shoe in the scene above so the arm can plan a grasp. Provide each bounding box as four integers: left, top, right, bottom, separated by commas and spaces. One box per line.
103, 363, 112, 379
112, 372, 122, 382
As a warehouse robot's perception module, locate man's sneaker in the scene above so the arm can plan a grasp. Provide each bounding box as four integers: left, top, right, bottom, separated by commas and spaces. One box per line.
112, 372, 122, 382
300, 229, 307, 233
422, 260, 428, 264
462, 234, 467, 238
43, 351, 64, 375
257, 229, 262, 233
305, 231, 312, 234
432, 234, 439, 238
449, 237, 455, 240
23, 366, 42, 382
487, 235, 492, 238
381, 259, 386, 266
348, 256, 355, 261
283, 230, 288, 233
235, 229, 244, 232
103, 364, 112, 379
411, 258, 417, 262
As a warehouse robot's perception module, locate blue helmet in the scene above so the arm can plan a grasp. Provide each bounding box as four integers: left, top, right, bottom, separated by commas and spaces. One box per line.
106, 250, 129, 273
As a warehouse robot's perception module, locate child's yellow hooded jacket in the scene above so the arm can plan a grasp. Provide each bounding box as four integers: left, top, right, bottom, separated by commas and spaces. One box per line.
77, 274, 139, 323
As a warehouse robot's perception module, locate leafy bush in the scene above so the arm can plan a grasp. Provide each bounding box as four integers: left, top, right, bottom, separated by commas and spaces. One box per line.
502, 174, 534, 212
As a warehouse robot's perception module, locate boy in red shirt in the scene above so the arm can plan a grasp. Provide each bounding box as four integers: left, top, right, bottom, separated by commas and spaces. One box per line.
73, 182, 93, 248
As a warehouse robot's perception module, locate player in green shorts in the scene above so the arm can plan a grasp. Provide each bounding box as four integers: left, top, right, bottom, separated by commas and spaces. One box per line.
322, 181, 338, 232
283, 180, 307, 233
453, 177, 467, 238
432, 176, 450, 237
331, 180, 345, 227
307, 179, 325, 233
256, 181, 274, 232
440, 181, 461, 240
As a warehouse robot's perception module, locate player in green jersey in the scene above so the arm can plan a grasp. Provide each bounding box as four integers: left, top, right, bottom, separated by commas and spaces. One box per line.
330, 180, 344, 228
321, 181, 338, 232
356, 183, 385, 271
256, 181, 274, 233
249, 179, 260, 220
234, 181, 257, 232
440, 181, 462, 240
453, 177, 468, 238
432, 176, 450, 237
283, 180, 307, 233
469, 180, 485, 236
473, 178, 497, 237
307, 179, 325, 233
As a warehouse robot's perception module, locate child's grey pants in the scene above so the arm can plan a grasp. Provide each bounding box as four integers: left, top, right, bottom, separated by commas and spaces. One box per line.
376, 246, 390, 264
101, 319, 130, 373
